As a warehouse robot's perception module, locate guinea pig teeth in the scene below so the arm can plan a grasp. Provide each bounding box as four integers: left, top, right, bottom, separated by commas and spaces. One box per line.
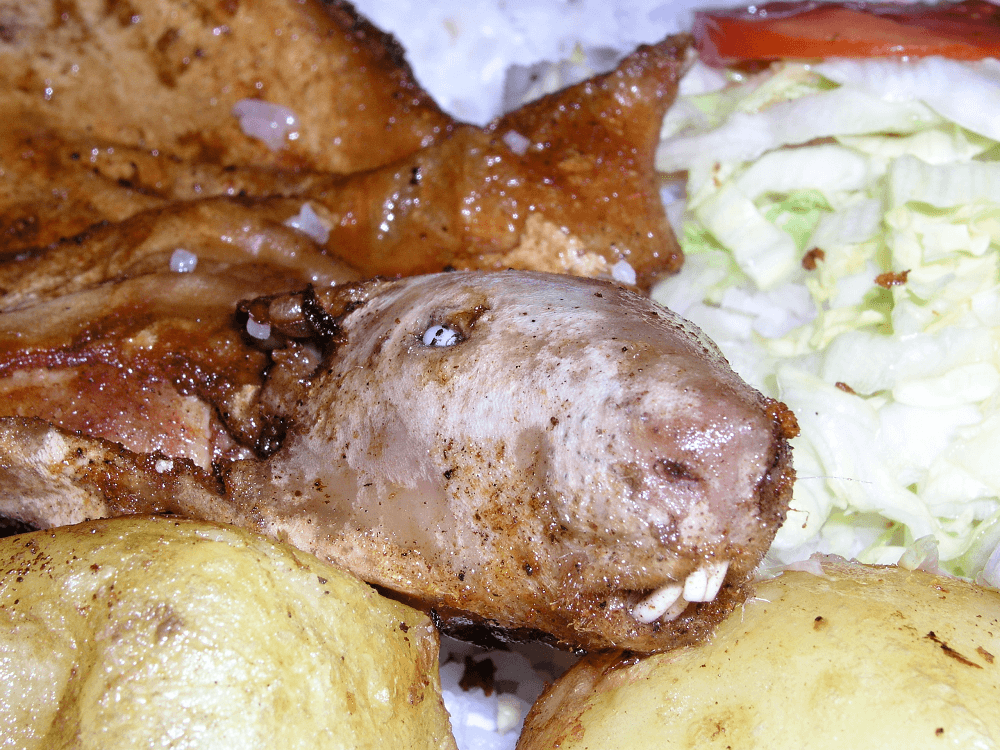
631, 582, 684, 624
660, 595, 690, 622
683, 560, 731, 603
631, 561, 731, 624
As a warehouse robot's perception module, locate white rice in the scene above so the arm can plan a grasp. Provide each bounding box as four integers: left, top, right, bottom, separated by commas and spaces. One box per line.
231, 98, 300, 150
284, 202, 331, 245
438, 636, 579, 750
169, 248, 198, 273
351, 0, 710, 124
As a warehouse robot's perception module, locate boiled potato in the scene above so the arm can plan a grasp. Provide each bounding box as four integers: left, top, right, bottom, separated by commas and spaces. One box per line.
0, 516, 457, 750
519, 559, 1000, 749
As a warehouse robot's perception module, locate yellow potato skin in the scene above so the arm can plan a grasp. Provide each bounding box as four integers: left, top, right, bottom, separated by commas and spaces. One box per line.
519, 560, 1000, 750
0, 516, 457, 750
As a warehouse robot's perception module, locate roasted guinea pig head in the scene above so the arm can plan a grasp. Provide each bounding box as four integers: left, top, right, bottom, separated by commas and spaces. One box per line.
0, 270, 794, 652
228, 270, 797, 652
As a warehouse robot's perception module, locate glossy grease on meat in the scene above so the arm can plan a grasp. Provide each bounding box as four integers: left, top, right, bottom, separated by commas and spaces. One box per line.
0, 199, 357, 467
0, 0, 687, 289
0, 0, 450, 176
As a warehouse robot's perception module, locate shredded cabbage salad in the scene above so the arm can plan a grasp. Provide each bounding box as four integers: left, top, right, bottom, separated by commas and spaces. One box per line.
652, 55, 1000, 584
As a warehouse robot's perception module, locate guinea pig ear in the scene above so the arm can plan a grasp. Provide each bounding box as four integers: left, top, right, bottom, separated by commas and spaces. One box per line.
236, 278, 391, 348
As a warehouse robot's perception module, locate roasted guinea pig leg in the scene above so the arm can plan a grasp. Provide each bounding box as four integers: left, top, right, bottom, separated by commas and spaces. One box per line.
0, 268, 796, 653
293, 36, 689, 288
1, 0, 688, 288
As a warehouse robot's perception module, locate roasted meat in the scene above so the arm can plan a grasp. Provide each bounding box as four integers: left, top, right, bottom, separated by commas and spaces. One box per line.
0, 265, 795, 653
0, 0, 793, 653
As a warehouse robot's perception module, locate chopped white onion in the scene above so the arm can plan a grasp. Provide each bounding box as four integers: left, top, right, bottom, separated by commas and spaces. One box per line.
898, 535, 941, 574
153, 458, 174, 473
495, 696, 522, 736
611, 258, 637, 285
980, 543, 1000, 589
232, 98, 300, 151
780, 558, 830, 578
245, 316, 271, 340
438, 636, 576, 750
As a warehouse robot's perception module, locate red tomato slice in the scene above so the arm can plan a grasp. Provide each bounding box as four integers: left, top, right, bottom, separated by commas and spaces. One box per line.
694, 0, 1000, 66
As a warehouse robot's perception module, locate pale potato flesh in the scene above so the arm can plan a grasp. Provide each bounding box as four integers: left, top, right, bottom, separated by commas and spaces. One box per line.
0, 516, 457, 750
518, 559, 1000, 750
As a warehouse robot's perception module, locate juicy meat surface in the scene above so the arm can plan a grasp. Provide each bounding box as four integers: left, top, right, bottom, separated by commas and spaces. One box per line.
302, 38, 688, 285
0, 199, 357, 466
0, 0, 686, 289
0, 0, 451, 175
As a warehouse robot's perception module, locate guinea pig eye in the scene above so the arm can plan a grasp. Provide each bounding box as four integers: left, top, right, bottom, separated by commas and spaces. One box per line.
422, 324, 461, 347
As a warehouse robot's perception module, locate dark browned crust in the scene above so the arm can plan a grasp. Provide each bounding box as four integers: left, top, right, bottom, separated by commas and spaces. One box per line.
0, 417, 229, 526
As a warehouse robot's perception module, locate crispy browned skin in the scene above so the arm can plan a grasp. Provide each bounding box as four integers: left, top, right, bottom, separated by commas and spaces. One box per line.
0, 199, 357, 466
297, 38, 688, 286
0, 0, 686, 289
0, 0, 452, 254
0, 122, 335, 256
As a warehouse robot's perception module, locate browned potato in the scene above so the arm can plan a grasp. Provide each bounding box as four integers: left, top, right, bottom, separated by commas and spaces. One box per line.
0, 516, 457, 750
519, 559, 1000, 749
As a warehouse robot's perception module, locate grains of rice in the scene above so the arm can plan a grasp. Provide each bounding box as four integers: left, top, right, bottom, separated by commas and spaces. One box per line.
284, 202, 331, 245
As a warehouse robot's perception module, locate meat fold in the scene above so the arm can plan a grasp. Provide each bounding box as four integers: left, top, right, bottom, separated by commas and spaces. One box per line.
0, 0, 687, 289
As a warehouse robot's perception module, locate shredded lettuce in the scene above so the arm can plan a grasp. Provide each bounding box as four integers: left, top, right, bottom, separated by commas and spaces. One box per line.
653, 57, 1000, 581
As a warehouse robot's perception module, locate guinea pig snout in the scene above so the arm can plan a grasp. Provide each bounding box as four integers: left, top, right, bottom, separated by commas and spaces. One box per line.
612, 392, 793, 626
